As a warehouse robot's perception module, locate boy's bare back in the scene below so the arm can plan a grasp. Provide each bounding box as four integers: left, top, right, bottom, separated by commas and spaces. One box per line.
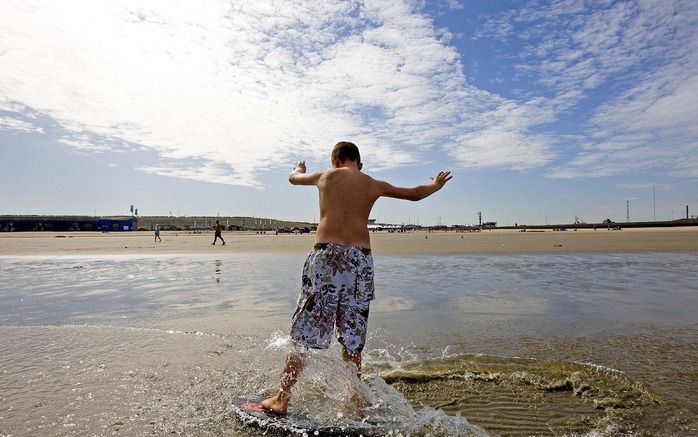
315, 167, 383, 248
289, 147, 451, 249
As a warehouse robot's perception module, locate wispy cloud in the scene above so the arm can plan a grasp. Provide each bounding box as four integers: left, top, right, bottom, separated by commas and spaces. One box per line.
447, 0, 465, 11
56, 137, 112, 153
616, 182, 671, 191
478, 0, 698, 179
0, 115, 44, 134
2, 0, 695, 187
447, 98, 557, 170
0, 0, 557, 186
137, 161, 247, 187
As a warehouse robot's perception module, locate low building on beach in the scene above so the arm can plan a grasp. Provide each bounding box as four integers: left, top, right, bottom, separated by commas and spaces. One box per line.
0, 216, 136, 232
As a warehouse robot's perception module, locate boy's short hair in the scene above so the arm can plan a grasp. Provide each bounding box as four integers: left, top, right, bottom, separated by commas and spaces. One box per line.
332, 141, 361, 163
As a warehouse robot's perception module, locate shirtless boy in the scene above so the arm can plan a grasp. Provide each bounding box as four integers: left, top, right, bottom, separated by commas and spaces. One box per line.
260, 141, 452, 415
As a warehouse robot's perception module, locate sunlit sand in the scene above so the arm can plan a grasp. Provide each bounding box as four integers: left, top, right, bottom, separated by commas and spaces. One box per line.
1, 227, 697, 256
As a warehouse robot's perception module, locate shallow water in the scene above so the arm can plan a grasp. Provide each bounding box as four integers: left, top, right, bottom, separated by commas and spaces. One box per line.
0, 252, 696, 436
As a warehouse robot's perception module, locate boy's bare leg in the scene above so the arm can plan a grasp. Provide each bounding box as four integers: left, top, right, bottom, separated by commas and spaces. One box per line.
260, 351, 304, 415
341, 346, 367, 417
341, 345, 362, 375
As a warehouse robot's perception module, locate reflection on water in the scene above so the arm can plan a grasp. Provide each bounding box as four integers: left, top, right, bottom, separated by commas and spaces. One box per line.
214, 259, 221, 283
0, 253, 696, 436
375, 253, 698, 325
0, 254, 301, 326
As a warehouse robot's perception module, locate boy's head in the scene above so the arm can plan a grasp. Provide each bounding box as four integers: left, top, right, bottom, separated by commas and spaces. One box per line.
331, 141, 362, 169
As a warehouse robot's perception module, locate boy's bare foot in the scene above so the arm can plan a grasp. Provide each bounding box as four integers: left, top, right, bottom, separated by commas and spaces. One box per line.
260, 391, 290, 416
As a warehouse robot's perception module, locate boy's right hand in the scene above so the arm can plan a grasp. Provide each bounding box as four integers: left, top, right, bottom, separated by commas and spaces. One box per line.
293, 161, 307, 173
431, 171, 452, 189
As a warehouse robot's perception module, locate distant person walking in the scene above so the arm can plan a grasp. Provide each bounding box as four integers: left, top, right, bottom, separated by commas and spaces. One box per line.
154, 224, 162, 242
212, 220, 225, 246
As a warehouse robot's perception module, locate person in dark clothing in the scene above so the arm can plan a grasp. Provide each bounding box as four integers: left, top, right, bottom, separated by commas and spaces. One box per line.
212, 220, 225, 245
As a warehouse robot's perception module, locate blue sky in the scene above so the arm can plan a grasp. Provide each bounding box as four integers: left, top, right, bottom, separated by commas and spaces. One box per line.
1, 0, 697, 226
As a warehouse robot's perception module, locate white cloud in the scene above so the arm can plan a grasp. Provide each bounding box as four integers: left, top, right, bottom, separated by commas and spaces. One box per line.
0, 115, 44, 134
480, 0, 698, 179
550, 59, 698, 179
447, 100, 556, 170
447, 0, 464, 11
0, 0, 557, 186
57, 137, 111, 153
137, 161, 247, 187
616, 182, 671, 191
507, 1, 695, 102
7, 0, 692, 185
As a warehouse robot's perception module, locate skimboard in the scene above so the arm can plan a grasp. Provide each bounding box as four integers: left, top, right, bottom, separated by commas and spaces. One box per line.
231, 394, 389, 437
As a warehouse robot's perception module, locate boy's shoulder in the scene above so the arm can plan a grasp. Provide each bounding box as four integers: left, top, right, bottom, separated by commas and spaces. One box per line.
326, 167, 374, 178
323, 168, 377, 184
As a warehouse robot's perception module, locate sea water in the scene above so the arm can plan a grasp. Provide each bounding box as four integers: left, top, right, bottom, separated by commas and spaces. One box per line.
0, 252, 696, 436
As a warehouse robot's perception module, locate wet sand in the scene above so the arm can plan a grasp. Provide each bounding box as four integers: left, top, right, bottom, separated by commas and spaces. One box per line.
1, 227, 697, 256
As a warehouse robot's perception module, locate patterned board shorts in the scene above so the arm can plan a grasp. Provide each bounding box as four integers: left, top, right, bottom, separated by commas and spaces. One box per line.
290, 242, 375, 355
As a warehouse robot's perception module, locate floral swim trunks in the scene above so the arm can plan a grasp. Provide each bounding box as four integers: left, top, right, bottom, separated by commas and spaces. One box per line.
290, 242, 375, 355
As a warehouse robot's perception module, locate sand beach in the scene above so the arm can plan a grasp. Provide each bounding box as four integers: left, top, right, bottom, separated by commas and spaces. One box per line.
1, 226, 697, 256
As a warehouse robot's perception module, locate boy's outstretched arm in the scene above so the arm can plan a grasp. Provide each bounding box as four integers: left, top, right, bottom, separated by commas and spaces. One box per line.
377, 171, 452, 201
288, 161, 322, 185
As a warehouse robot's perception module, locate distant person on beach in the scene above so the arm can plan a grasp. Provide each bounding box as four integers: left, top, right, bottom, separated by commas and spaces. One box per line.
154, 224, 161, 242
212, 220, 225, 245
259, 141, 452, 415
